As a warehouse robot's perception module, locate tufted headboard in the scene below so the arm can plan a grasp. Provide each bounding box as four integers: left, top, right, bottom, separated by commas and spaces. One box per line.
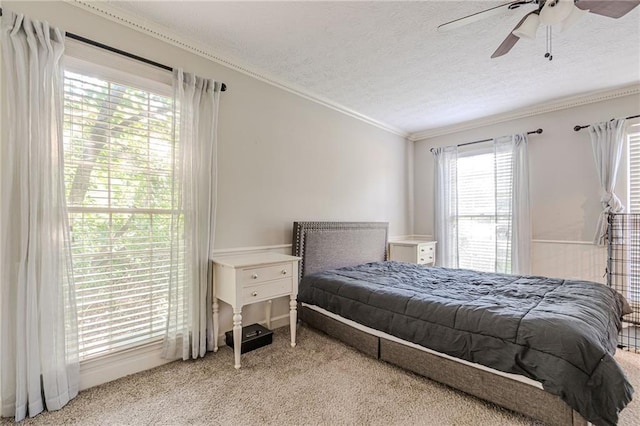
292, 221, 388, 281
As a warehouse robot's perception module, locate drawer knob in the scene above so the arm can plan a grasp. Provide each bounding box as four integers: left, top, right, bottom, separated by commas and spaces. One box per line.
281, 269, 288, 275
252, 291, 258, 297
252, 274, 258, 280
420, 258, 425, 262
420, 248, 425, 252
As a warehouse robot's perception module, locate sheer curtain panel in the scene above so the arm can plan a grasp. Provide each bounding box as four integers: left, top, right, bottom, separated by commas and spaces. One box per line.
433, 146, 459, 268
0, 11, 79, 421
508, 134, 531, 274
162, 69, 220, 360
589, 119, 626, 245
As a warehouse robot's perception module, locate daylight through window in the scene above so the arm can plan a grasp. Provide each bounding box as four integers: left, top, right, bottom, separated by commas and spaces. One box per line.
63, 69, 177, 359
455, 149, 513, 273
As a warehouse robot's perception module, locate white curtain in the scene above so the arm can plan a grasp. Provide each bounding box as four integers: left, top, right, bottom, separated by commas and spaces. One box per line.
433, 146, 459, 268
508, 134, 531, 275
162, 69, 220, 361
589, 119, 626, 246
0, 11, 79, 421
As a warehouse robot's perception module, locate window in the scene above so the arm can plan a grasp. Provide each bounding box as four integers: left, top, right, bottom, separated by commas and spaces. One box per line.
628, 127, 640, 212
456, 148, 513, 273
456, 149, 513, 273
624, 123, 640, 304
63, 66, 177, 359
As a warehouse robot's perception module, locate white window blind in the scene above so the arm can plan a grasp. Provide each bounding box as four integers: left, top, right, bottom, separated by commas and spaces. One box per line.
629, 131, 640, 212
626, 130, 640, 304
63, 69, 177, 359
456, 149, 513, 273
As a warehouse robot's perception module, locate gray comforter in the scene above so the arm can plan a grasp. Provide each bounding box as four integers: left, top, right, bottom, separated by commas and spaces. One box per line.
297, 261, 633, 426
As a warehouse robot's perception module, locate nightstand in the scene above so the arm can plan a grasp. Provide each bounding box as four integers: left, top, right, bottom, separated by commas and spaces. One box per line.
212, 253, 301, 369
389, 240, 437, 265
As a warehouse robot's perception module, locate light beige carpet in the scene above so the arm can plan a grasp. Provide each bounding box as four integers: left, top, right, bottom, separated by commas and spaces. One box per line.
3, 324, 639, 425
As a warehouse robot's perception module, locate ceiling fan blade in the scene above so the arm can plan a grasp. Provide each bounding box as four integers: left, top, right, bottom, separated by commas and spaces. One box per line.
437, 1, 532, 32
490, 11, 535, 58
491, 33, 521, 58
576, 0, 640, 18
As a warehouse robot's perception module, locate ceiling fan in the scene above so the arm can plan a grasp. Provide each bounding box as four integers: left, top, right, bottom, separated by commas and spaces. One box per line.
437, 0, 640, 59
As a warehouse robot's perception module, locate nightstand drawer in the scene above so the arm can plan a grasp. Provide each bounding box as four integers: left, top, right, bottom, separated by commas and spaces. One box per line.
242, 278, 293, 303
240, 262, 293, 285
418, 244, 434, 254
417, 253, 435, 265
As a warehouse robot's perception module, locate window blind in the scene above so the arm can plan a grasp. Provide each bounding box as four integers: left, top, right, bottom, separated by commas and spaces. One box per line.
456, 150, 513, 273
626, 131, 640, 304
629, 131, 640, 212
63, 70, 177, 359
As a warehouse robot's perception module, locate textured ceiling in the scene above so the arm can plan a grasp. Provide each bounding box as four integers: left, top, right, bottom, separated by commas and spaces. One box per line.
108, 1, 640, 134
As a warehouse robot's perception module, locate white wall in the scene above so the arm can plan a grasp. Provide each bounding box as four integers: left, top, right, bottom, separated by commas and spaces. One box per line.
414, 93, 640, 282
3, 1, 411, 387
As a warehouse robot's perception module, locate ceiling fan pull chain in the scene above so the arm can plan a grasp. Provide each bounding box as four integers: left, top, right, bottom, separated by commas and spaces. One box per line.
544, 26, 549, 59
549, 26, 553, 60
544, 25, 553, 61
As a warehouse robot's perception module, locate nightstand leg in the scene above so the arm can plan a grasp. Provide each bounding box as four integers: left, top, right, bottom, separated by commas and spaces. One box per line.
213, 299, 219, 352
266, 300, 272, 329
233, 310, 242, 369
289, 296, 297, 347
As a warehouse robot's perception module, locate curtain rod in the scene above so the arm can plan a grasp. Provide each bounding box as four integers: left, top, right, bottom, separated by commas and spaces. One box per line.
573, 114, 640, 132
429, 128, 543, 153
0, 7, 227, 92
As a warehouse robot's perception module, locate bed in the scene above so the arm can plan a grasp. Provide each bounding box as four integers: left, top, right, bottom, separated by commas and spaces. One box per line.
292, 221, 633, 426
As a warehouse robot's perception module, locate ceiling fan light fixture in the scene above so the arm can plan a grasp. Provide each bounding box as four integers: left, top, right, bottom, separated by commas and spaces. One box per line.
512, 13, 540, 39
561, 5, 589, 32
539, 0, 573, 25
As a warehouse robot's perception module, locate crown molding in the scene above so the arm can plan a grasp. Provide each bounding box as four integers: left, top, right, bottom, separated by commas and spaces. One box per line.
408, 84, 640, 142
64, 0, 409, 139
